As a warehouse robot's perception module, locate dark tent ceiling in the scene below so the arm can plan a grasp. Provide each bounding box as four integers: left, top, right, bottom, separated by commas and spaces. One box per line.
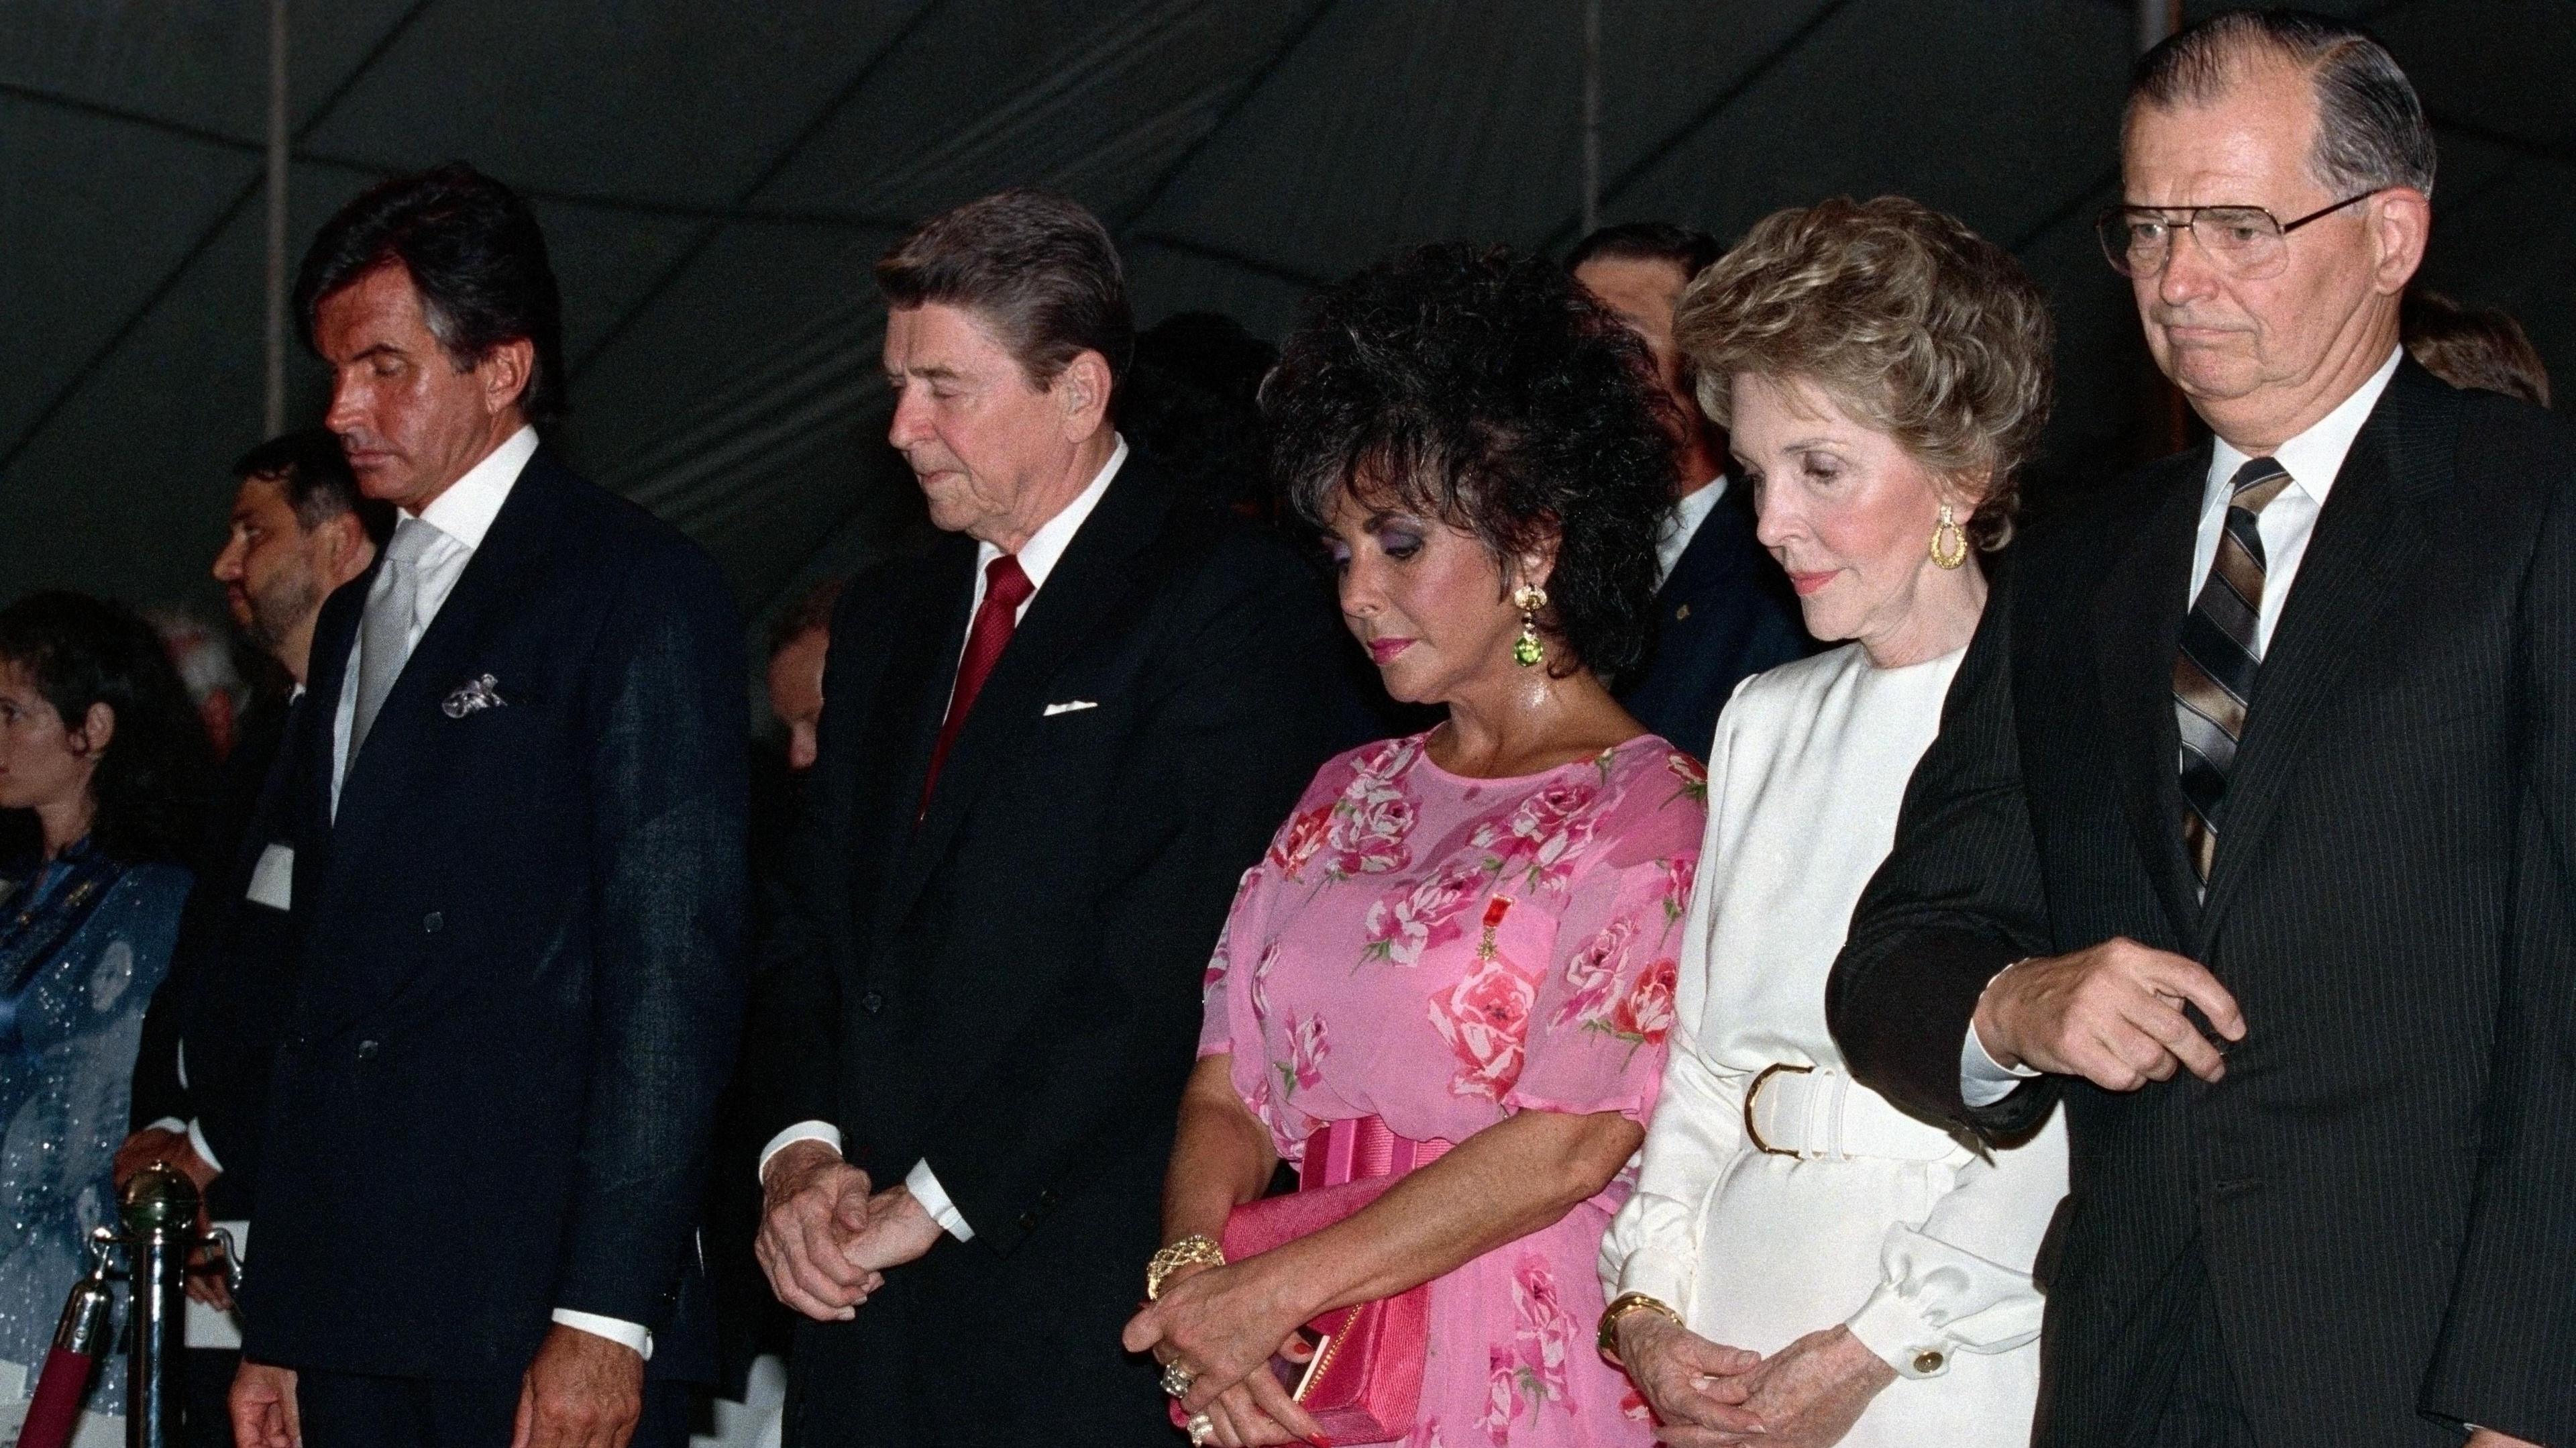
5, 0, 2569, 631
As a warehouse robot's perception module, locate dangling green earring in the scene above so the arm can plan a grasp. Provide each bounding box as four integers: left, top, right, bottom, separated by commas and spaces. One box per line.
1511, 584, 1549, 668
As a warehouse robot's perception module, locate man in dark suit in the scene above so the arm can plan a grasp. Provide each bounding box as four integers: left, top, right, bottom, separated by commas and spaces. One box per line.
229, 164, 747, 1448
1572, 222, 1808, 757
118, 429, 383, 1447
1827, 15, 2576, 1447
752, 191, 1352, 1447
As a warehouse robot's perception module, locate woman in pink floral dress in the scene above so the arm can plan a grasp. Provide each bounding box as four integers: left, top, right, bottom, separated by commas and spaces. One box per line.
1124, 246, 1702, 1448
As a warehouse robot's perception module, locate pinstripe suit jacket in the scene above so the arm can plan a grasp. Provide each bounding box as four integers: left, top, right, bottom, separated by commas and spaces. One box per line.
1827, 362, 2576, 1447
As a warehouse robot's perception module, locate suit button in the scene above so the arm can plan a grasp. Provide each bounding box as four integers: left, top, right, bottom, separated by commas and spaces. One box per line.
423, 911, 443, 934
1913, 1349, 1944, 1375
1018, 1211, 1038, 1232
861, 991, 885, 1015
356, 1039, 380, 1062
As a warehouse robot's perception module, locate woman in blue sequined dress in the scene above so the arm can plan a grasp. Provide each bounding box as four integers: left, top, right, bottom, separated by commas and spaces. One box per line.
0, 592, 208, 1437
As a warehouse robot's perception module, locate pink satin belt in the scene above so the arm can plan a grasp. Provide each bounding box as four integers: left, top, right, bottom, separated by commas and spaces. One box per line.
1299, 1115, 1453, 1190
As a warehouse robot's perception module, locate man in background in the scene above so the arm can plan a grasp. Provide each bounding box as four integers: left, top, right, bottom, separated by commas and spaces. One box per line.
119, 429, 384, 1447
2404, 287, 2553, 407
1572, 221, 1808, 757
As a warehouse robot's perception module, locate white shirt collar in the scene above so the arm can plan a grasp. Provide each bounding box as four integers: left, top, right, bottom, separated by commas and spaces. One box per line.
1656, 474, 1729, 584
2206, 347, 2402, 511
975, 434, 1127, 588
411, 425, 539, 550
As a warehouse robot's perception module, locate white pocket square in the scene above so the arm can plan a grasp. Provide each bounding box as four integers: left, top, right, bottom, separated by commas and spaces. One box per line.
1041, 699, 1099, 717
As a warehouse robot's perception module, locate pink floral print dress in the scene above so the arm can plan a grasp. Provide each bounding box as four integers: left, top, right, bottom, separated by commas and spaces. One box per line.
1199, 731, 1706, 1447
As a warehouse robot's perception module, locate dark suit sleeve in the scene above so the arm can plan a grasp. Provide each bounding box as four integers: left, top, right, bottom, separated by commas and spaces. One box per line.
127, 911, 199, 1131
1827, 560, 2058, 1138
2420, 448, 2576, 1442
924, 546, 1344, 1255
551, 541, 751, 1330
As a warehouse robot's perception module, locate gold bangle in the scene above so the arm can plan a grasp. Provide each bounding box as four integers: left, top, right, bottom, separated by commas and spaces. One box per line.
1146, 1233, 1227, 1300
1597, 1292, 1683, 1365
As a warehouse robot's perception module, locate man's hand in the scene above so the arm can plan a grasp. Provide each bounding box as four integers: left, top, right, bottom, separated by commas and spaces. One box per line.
1611, 1311, 1765, 1447
230, 1359, 301, 1448
1973, 937, 2245, 1092
753, 1141, 883, 1321
2465, 1431, 2542, 1448
1729, 1327, 1894, 1447
511, 1325, 643, 1448
843, 1186, 943, 1274
117, 1127, 229, 1306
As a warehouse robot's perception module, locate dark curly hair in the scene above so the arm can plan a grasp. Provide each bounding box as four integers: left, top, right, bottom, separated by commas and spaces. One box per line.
1266, 244, 1673, 678
0, 592, 210, 866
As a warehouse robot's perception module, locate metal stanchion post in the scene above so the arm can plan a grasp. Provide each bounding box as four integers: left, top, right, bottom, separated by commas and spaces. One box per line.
119, 1164, 199, 1448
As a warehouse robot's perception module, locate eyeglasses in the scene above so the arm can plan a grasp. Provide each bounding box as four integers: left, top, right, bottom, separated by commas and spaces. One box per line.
2094, 190, 2380, 280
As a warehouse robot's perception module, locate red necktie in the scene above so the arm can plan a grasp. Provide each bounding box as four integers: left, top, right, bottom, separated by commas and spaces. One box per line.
920, 554, 1033, 816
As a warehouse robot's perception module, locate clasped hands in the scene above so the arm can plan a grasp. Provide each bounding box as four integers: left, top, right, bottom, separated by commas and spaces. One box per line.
1122, 1257, 1327, 1448
755, 1141, 944, 1321
1617, 1315, 1892, 1448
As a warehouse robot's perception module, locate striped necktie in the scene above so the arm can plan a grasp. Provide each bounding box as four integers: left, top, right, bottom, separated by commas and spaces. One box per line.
2173, 456, 2295, 884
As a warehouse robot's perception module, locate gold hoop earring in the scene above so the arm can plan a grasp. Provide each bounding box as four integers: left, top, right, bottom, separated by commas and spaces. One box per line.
1511, 584, 1548, 668
1930, 505, 1969, 570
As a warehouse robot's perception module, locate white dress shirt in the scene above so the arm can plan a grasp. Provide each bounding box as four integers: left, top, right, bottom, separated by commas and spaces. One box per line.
758, 437, 1130, 1242
321, 427, 649, 1357
1656, 475, 1727, 587
330, 424, 538, 815
1960, 347, 2404, 1106
1602, 646, 2066, 1438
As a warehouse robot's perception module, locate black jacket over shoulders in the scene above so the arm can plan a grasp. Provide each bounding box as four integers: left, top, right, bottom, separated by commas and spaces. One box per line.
241, 449, 749, 1383
1829, 364, 2576, 1447
765, 453, 1357, 1447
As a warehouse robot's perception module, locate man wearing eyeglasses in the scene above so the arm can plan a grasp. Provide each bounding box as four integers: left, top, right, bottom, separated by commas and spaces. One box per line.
1829, 12, 2576, 1448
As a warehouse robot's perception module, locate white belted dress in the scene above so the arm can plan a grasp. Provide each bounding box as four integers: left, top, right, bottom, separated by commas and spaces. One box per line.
1599, 643, 2067, 1447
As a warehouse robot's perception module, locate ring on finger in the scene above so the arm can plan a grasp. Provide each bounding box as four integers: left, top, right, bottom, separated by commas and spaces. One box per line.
1161, 1361, 1197, 1398
1186, 1411, 1216, 1445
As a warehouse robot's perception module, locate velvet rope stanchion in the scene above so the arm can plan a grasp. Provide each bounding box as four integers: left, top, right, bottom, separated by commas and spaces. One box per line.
16, 1235, 115, 1448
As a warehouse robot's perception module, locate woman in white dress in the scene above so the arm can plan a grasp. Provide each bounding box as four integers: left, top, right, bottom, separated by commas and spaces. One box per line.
1596, 197, 2065, 1448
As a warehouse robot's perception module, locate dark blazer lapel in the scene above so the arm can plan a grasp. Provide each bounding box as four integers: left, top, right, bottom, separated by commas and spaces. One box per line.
292, 575, 368, 917
329, 452, 574, 845
2096, 449, 2210, 936
884, 460, 1180, 926
1655, 486, 1752, 610
2200, 363, 2459, 925
847, 537, 975, 926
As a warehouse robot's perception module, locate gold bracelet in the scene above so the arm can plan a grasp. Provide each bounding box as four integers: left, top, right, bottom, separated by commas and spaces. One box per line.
1597, 1292, 1683, 1365
1146, 1233, 1227, 1300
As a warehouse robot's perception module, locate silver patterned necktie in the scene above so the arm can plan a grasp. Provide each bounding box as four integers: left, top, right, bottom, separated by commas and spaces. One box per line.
2172, 456, 2295, 884
351, 515, 439, 760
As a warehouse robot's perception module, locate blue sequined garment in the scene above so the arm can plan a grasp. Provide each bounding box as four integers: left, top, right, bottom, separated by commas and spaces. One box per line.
0, 843, 188, 1419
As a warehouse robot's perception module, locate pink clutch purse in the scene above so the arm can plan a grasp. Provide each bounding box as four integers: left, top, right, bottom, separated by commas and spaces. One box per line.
1167, 1118, 1444, 1445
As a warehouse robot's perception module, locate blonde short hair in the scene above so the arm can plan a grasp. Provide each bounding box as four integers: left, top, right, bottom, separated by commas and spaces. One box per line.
1676, 196, 2053, 552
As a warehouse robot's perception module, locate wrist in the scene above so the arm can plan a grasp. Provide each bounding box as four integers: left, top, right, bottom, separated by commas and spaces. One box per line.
763, 1139, 841, 1197
1599, 1292, 1684, 1367
1972, 958, 2035, 1071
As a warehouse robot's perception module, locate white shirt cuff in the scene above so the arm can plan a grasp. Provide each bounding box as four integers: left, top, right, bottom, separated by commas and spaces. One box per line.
143, 1117, 187, 1137
757, 1121, 843, 1186
906, 1159, 974, 1242
550, 1310, 651, 1361
185, 1119, 224, 1176
1960, 968, 2043, 1108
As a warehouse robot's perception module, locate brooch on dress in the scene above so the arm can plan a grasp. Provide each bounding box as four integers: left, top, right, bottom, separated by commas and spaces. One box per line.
442, 674, 507, 719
